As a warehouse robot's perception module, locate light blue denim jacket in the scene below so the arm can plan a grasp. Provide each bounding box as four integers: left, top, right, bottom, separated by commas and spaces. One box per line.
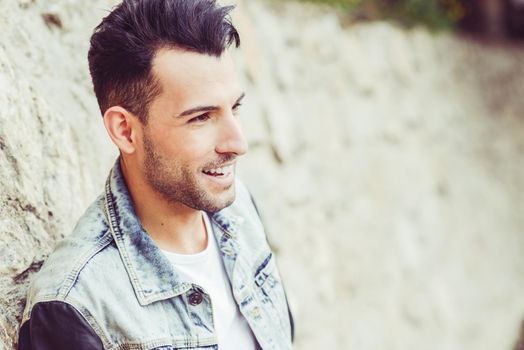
21, 159, 293, 349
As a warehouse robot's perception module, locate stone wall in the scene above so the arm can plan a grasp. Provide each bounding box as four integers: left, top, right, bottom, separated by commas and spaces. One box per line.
1, 0, 524, 349
0, 1, 116, 349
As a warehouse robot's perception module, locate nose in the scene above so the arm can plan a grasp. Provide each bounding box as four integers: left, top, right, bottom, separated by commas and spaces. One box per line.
215, 114, 248, 156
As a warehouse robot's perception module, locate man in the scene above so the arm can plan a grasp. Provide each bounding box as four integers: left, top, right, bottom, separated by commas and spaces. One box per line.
17, 0, 294, 349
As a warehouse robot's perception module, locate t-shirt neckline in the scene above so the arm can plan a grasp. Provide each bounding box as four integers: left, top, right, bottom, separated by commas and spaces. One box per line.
161, 211, 213, 265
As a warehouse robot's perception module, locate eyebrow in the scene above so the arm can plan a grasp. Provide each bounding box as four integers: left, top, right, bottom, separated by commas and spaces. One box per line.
176, 92, 246, 118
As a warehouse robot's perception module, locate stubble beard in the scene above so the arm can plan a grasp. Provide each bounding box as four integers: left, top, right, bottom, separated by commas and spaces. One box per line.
142, 134, 236, 213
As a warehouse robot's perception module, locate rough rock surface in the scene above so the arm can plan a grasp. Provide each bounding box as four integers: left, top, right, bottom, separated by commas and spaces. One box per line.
0, 1, 116, 349
1, 0, 524, 349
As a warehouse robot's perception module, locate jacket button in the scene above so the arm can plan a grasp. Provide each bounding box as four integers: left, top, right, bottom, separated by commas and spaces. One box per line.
188, 291, 203, 305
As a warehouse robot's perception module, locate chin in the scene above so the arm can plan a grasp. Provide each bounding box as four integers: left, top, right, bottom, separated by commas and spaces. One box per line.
202, 188, 236, 213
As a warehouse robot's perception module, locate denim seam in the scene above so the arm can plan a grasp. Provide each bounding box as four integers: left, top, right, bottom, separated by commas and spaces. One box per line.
104, 168, 192, 305
56, 230, 113, 300
109, 335, 219, 350
210, 216, 236, 237
65, 297, 114, 349
104, 171, 145, 300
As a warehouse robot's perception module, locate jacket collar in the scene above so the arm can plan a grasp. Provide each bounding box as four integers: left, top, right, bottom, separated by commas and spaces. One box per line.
103, 158, 243, 306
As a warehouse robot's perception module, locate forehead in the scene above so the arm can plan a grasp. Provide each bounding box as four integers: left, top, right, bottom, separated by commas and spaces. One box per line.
151, 48, 240, 107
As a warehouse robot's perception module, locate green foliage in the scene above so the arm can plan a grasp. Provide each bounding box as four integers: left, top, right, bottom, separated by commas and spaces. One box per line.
295, 0, 466, 30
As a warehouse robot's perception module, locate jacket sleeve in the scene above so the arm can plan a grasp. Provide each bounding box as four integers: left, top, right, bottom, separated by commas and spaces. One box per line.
18, 301, 105, 350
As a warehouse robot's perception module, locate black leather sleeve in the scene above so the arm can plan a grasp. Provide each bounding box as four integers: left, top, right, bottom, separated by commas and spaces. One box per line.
18, 301, 105, 350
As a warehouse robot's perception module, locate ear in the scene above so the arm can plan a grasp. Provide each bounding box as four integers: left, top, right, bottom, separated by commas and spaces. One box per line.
103, 106, 141, 154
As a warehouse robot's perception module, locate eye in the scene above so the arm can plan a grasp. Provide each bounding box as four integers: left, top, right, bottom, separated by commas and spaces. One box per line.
232, 103, 242, 113
188, 113, 210, 123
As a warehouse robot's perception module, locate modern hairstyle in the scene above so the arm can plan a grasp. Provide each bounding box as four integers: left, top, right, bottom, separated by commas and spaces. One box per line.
88, 0, 240, 123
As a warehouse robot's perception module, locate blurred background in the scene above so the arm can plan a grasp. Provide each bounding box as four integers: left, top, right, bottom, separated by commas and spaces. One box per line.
0, 0, 524, 349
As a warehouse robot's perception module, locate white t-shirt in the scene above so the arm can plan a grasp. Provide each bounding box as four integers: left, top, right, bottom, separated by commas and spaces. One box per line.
161, 212, 257, 350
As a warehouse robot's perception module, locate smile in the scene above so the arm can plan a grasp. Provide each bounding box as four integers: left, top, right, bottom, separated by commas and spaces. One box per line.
202, 164, 234, 177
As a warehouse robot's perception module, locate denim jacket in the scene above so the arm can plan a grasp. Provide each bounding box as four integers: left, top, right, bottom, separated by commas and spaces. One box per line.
19, 159, 293, 350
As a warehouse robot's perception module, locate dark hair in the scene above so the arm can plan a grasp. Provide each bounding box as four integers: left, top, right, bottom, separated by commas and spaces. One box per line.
88, 0, 240, 123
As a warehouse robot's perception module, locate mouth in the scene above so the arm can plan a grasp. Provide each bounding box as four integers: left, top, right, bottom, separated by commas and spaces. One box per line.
202, 163, 235, 179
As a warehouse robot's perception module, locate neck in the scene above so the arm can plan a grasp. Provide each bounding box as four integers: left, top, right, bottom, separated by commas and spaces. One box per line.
120, 157, 207, 254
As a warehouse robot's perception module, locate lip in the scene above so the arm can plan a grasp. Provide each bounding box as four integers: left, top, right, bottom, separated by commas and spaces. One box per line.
202, 161, 235, 170
201, 161, 235, 174
201, 162, 235, 187
202, 170, 234, 187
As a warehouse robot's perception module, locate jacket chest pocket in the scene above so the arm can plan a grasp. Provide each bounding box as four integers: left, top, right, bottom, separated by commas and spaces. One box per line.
255, 252, 280, 297
252, 252, 289, 337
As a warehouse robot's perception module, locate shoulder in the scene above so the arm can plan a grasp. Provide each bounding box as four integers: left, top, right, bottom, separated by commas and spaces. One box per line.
23, 194, 116, 322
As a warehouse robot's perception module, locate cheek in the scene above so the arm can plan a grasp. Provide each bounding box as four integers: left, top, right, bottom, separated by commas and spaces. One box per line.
161, 130, 215, 162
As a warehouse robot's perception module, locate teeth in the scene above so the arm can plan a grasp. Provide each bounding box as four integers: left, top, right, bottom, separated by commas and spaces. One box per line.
204, 165, 233, 175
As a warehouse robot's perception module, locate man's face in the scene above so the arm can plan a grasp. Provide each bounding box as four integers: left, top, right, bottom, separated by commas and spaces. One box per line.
138, 48, 247, 213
